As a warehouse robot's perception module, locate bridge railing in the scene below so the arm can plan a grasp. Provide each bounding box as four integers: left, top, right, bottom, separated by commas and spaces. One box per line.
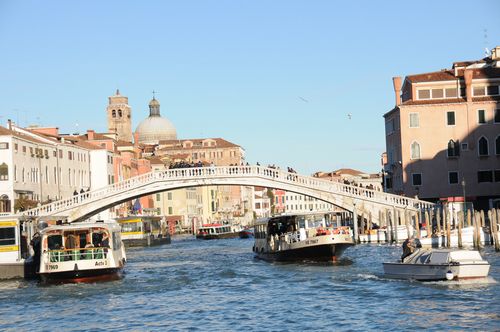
23, 165, 434, 218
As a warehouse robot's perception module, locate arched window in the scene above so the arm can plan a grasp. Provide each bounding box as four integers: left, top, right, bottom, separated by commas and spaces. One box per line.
112, 110, 116, 118
478, 137, 489, 156
0, 163, 8, 181
0, 194, 11, 213
410, 141, 420, 159
496, 136, 500, 155
447, 139, 460, 157
118, 109, 122, 117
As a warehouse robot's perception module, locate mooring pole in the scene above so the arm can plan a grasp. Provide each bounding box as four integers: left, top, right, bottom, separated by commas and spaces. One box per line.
352, 202, 358, 244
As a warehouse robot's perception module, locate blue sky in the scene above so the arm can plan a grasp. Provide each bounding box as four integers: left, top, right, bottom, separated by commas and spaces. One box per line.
1, 1, 499, 175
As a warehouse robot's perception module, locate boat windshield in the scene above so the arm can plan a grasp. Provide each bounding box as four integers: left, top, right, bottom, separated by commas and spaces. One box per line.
120, 221, 142, 233
44, 228, 111, 262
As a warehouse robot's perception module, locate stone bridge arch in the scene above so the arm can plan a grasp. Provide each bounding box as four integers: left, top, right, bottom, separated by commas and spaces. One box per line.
22, 166, 434, 225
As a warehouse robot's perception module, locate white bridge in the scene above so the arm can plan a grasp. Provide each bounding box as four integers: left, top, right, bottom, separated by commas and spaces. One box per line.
21, 166, 434, 225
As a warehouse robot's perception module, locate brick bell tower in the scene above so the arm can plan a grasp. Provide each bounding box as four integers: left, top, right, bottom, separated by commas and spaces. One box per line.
106, 89, 132, 142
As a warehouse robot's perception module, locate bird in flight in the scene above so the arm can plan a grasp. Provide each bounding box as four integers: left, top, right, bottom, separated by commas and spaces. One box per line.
347, 113, 352, 120
298, 96, 309, 103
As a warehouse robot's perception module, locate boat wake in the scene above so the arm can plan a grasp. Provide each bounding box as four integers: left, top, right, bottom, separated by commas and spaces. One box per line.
423, 276, 497, 287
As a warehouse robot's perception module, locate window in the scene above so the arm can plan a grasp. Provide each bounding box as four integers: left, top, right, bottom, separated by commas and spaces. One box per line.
0, 195, 11, 214
478, 110, 486, 124
22, 146, 26, 153
447, 140, 460, 157
448, 172, 459, 184
0, 163, 8, 181
495, 170, 500, 182
167, 192, 172, 200
118, 110, 122, 117
461, 142, 469, 151
447, 111, 455, 125
409, 113, 419, 128
168, 207, 173, 215
156, 194, 161, 202
410, 141, 421, 159
418, 89, 430, 99
496, 136, 500, 155
385, 118, 395, 135
432, 89, 443, 98
477, 170, 493, 183
0, 142, 8, 149
487, 86, 499, 96
14, 143, 18, 151
473, 86, 486, 96
445, 88, 458, 98
478, 137, 489, 156
495, 109, 500, 123
0, 227, 15, 246
412, 173, 422, 186
112, 110, 116, 118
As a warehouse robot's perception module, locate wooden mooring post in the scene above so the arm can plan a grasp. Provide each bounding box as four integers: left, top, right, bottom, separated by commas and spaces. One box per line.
425, 210, 431, 238
436, 209, 442, 238
393, 208, 399, 244
445, 208, 451, 248
386, 209, 392, 244
352, 205, 359, 244
415, 212, 421, 239
458, 211, 463, 248
489, 209, 500, 252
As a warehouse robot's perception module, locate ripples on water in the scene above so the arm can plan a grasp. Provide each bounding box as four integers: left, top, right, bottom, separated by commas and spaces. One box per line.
0, 239, 499, 331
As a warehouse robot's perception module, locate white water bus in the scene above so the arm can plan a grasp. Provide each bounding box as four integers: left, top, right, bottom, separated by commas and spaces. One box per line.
37, 221, 126, 283
253, 212, 354, 262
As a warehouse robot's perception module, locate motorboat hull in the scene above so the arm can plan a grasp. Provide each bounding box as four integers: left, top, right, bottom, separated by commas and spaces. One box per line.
196, 232, 240, 240
40, 267, 124, 284
255, 243, 352, 262
383, 262, 490, 281
239, 230, 254, 239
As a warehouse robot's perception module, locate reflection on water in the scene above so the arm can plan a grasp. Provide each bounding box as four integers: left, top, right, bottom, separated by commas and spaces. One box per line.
0, 239, 499, 331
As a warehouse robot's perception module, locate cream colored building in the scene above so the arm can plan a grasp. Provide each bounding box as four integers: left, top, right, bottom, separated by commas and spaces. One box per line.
384, 46, 500, 209
0, 122, 109, 215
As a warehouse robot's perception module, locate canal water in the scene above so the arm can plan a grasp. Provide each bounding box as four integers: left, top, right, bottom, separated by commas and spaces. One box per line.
1, 238, 499, 331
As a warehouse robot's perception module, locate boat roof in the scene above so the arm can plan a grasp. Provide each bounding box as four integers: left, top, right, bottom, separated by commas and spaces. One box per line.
40, 221, 120, 234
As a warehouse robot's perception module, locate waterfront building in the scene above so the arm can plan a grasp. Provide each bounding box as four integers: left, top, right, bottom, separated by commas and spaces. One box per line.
0, 122, 107, 215
254, 187, 271, 218
383, 46, 500, 209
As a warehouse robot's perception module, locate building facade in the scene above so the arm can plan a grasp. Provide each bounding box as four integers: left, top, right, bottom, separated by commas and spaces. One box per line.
0, 122, 106, 215
383, 46, 500, 209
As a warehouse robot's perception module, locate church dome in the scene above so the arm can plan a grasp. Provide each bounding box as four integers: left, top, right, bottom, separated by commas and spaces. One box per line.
135, 97, 177, 145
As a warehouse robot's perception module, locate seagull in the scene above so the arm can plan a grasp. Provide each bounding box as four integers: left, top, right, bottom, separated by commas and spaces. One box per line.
298, 96, 309, 103
347, 113, 352, 120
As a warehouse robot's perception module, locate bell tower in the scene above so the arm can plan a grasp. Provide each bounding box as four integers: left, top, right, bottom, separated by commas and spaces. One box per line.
106, 89, 132, 142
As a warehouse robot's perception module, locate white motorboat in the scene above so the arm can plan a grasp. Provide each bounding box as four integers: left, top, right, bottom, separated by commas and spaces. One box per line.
383, 249, 490, 281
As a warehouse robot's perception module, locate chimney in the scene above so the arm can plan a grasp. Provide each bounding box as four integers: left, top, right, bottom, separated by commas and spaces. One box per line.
392, 76, 402, 106
7, 119, 12, 130
464, 69, 473, 102
87, 129, 95, 140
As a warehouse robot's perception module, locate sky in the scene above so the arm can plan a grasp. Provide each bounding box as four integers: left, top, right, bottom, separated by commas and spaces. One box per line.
1, 1, 499, 175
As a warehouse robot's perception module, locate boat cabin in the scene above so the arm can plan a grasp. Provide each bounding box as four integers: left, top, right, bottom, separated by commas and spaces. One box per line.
0, 219, 22, 264
116, 216, 170, 246
197, 224, 232, 235
41, 224, 118, 262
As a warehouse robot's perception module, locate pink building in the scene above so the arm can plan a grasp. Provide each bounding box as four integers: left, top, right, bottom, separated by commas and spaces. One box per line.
383, 47, 500, 209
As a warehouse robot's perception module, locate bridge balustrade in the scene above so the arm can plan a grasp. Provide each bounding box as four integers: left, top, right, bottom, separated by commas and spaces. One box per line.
22, 165, 433, 219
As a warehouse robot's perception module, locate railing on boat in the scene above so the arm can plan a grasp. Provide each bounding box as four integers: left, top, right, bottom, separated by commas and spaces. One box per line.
46, 247, 108, 263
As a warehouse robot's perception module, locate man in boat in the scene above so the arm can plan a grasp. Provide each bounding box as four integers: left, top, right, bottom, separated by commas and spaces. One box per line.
401, 237, 414, 262
401, 237, 423, 262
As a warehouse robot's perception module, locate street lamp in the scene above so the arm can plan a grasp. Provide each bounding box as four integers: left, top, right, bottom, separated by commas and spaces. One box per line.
461, 178, 466, 217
